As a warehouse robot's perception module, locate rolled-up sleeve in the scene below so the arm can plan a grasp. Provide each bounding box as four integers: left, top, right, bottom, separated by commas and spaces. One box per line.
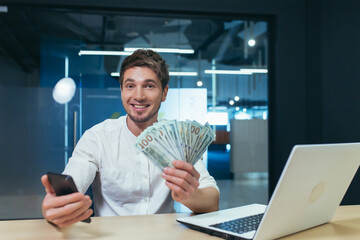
194, 159, 220, 193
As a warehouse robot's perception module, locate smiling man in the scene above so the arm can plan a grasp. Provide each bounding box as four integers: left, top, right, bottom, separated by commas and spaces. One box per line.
120, 63, 168, 136
41, 49, 219, 228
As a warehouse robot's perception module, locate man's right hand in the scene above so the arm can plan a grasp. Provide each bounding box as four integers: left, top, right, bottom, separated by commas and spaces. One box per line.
41, 175, 93, 228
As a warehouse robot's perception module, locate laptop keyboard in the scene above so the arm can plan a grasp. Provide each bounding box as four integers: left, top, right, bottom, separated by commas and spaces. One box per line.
210, 213, 264, 234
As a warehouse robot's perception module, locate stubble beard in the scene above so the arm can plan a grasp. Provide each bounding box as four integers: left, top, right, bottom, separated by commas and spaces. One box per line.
126, 102, 161, 124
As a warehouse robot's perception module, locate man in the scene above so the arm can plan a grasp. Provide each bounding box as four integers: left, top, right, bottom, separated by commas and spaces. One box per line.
41, 49, 219, 228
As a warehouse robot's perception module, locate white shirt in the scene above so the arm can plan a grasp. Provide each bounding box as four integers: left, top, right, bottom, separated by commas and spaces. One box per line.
63, 116, 219, 216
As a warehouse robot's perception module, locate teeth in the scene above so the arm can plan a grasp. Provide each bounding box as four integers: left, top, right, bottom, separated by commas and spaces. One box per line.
134, 105, 146, 109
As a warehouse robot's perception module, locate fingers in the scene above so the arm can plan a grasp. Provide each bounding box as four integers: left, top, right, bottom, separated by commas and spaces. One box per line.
55, 209, 93, 228
163, 172, 193, 191
165, 180, 193, 201
49, 196, 93, 227
162, 168, 199, 190
162, 160, 200, 202
43, 192, 85, 209
43, 193, 92, 228
163, 161, 200, 186
41, 175, 55, 194
171, 160, 200, 179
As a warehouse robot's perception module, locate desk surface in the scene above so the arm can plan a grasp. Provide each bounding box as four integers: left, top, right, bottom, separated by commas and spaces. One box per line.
0, 205, 359, 240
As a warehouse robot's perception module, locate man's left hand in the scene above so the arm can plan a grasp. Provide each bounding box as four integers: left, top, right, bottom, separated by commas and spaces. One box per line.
162, 160, 200, 203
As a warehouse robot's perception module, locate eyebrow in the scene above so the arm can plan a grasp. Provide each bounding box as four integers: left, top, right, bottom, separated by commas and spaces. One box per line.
144, 79, 158, 84
123, 78, 159, 84
123, 78, 135, 83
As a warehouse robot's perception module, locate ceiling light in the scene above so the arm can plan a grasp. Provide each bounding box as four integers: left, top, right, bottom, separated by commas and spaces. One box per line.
111, 72, 198, 77
79, 48, 195, 56
124, 47, 194, 54
229, 100, 235, 105
204, 70, 252, 75
169, 72, 198, 76
248, 39, 256, 47
204, 69, 267, 75
235, 107, 240, 111
240, 68, 268, 74
197, 80, 203, 87
234, 96, 240, 101
78, 50, 132, 56
243, 108, 247, 112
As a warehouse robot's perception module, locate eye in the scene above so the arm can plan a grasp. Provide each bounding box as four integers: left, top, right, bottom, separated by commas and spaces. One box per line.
146, 84, 154, 89
126, 84, 134, 89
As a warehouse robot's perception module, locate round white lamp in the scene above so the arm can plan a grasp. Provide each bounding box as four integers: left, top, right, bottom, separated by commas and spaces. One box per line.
52, 77, 76, 104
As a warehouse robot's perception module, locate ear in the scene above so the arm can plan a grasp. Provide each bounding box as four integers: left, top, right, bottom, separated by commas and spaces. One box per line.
161, 85, 169, 102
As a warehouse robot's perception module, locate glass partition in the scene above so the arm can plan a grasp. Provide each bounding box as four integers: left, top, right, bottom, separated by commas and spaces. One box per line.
0, 6, 268, 219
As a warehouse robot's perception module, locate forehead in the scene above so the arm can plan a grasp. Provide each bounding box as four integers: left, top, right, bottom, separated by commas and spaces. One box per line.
123, 66, 160, 83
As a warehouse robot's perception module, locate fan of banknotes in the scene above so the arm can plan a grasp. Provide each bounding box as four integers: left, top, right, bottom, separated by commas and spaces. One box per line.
135, 120, 215, 170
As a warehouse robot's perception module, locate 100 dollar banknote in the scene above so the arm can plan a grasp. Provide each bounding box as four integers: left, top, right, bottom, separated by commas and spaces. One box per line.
135, 120, 215, 170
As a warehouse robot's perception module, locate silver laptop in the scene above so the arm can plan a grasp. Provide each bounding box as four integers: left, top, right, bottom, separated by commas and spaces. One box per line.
177, 143, 360, 240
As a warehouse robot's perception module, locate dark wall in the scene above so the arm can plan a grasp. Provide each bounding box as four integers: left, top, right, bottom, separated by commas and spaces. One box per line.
3, 0, 360, 203
320, 1, 360, 204
304, 0, 360, 204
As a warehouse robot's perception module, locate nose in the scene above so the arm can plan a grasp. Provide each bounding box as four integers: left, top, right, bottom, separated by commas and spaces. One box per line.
134, 87, 145, 101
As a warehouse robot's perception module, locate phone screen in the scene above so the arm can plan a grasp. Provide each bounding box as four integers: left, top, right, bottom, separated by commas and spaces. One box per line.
47, 172, 78, 196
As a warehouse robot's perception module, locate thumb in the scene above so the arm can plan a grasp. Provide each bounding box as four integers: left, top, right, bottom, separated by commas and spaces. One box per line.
41, 175, 55, 194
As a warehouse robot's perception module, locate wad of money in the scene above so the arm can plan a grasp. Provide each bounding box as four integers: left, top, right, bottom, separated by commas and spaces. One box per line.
135, 120, 215, 170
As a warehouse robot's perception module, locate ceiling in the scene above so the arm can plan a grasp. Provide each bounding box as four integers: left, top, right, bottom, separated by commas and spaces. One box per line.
0, 5, 268, 110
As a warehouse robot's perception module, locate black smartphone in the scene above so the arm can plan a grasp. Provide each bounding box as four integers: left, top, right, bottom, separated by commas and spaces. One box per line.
47, 172, 91, 223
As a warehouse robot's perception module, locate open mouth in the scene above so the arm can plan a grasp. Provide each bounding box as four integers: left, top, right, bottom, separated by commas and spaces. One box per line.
131, 104, 150, 109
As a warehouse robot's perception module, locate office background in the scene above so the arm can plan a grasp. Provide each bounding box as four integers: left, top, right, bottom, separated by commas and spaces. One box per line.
0, 0, 359, 219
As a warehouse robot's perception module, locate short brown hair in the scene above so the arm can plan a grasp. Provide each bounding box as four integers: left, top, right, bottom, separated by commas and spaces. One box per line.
119, 49, 169, 90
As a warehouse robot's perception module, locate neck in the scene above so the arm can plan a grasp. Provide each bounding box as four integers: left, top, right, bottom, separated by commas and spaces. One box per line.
126, 115, 157, 137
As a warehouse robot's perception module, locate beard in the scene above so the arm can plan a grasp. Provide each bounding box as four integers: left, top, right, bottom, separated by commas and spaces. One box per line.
126, 103, 161, 124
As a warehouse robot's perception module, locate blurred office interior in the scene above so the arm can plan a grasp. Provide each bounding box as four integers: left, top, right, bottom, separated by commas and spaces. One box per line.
0, 0, 359, 220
